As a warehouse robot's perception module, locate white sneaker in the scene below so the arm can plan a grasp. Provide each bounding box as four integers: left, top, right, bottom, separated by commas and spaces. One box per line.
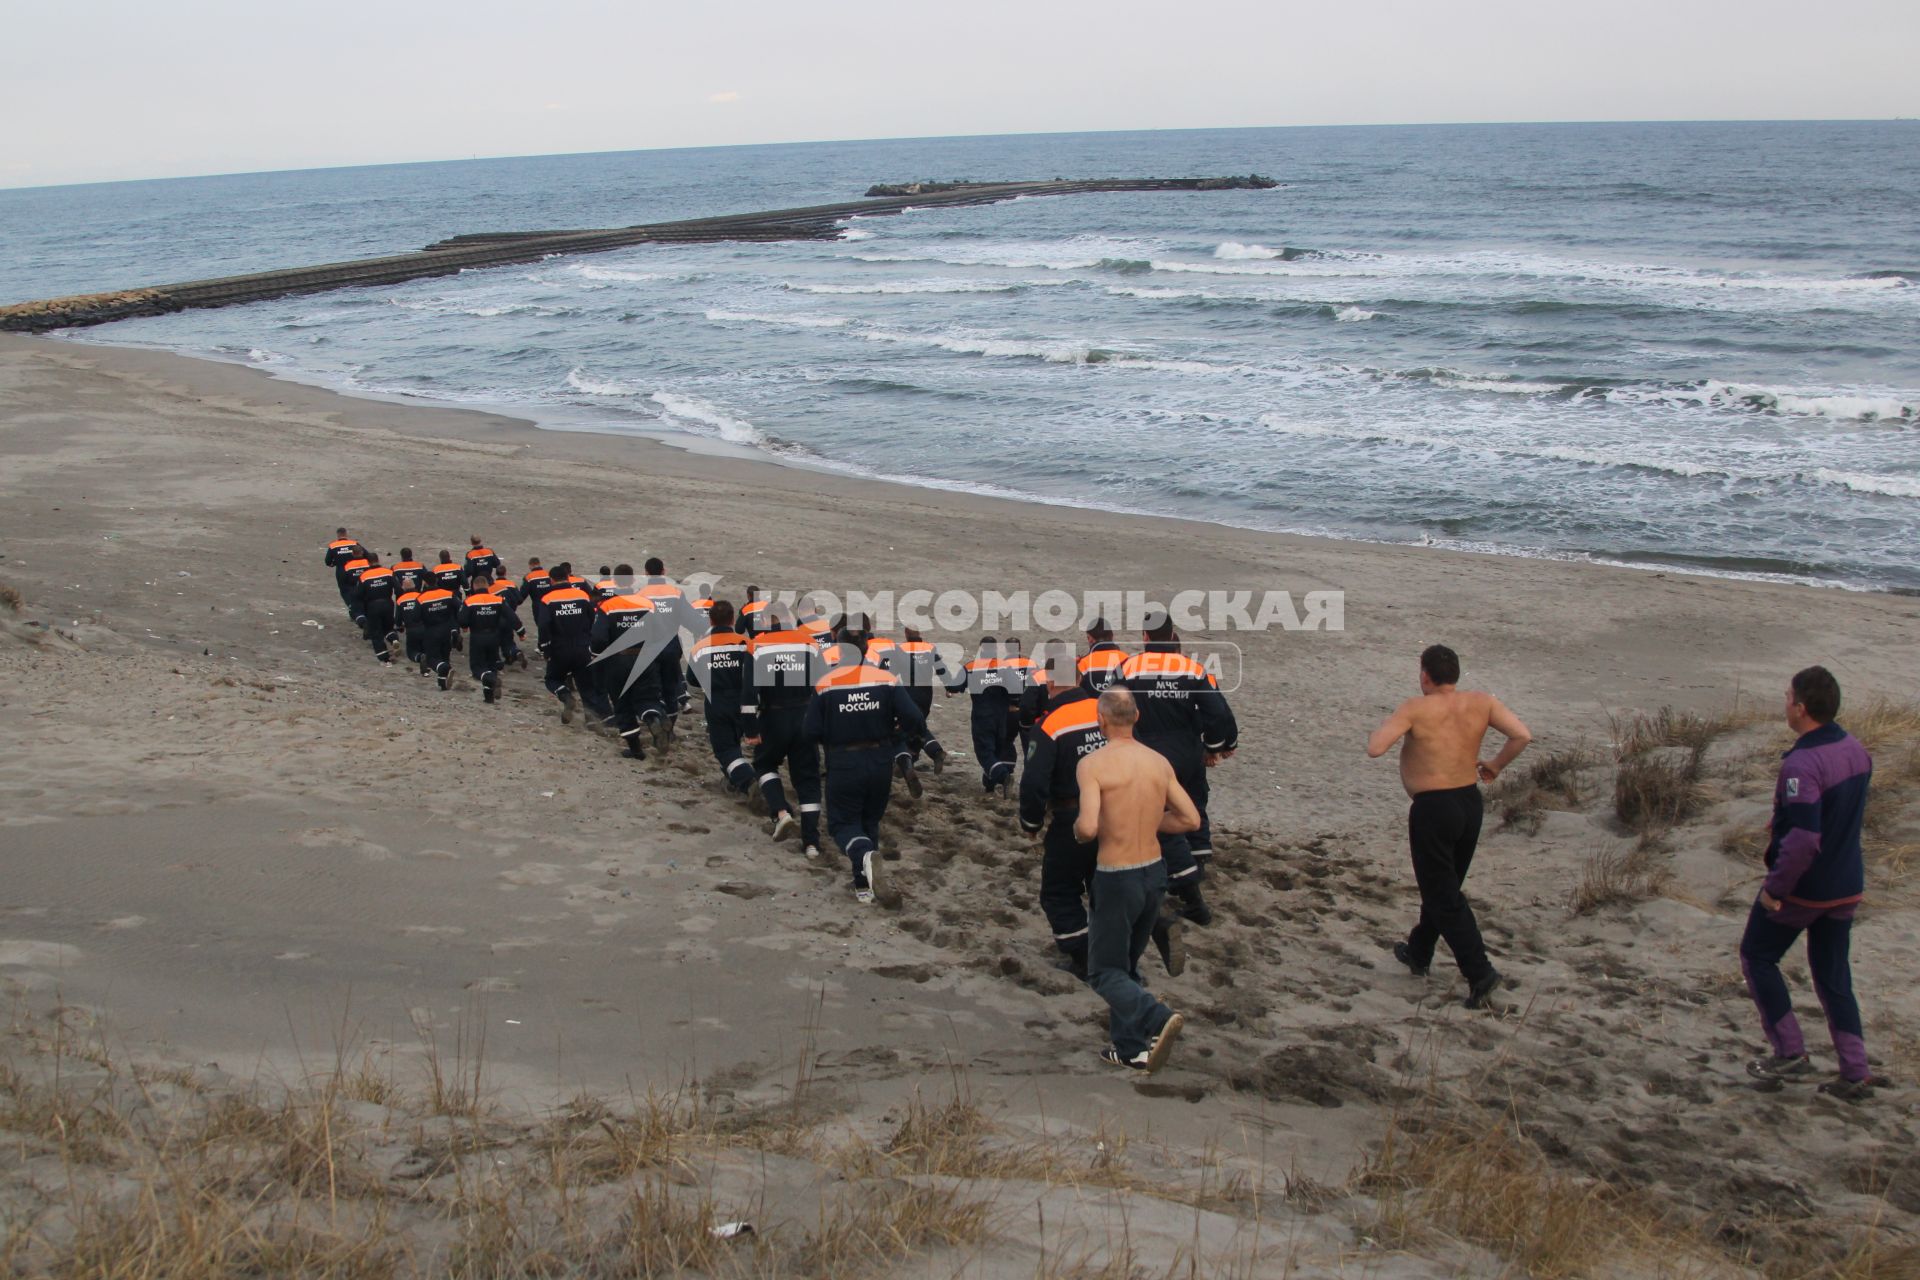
853, 849, 876, 903
804, 844, 821, 861
771, 812, 797, 843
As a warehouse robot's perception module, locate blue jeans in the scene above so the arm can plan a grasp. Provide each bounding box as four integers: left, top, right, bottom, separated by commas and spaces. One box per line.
1087, 859, 1171, 1057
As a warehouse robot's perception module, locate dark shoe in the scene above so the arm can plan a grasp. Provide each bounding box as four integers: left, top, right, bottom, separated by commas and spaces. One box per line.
1152, 918, 1186, 977
1817, 1076, 1876, 1102
1099, 1045, 1150, 1072
1465, 969, 1503, 1010
436, 672, 449, 691
482, 682, 495, 704
1393, 942, 1430, 978
1053, 951, 1089, 981
646, 716, 671, 752
1746, 1055, 1815, 1083
620, 732, 646, 761
517, 651, 529, 670
559, 689, 576, 724
928, 745, 946, 775
902, 760, 923, 799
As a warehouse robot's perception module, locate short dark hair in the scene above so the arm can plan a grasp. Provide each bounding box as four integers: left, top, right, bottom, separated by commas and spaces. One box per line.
439, 549, 452, 562
644, 557, 665, 575
335, 526, 347, 537
599, 565, 612, 577
400, 547, 413, 560
552, 561, 571, 578
614, 563, 634, 577
708, 600, 735, 629
1086, 617, 1112, 641
1002, 636, 1021, 650
1144, 614, 1175, 643
1421, 644, 1460, 686
903, 627, 923, 642
1791, 666, 1841, 723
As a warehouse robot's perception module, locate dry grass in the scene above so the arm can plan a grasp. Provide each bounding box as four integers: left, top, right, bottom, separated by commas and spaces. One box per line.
0, 582, 21, 613
1355, 1106, 1730, 1279
1492, 743, 1600, 834
1613, 749, 1708, 834
1567, 840, 1675, 916
1612, 705, 1759, 761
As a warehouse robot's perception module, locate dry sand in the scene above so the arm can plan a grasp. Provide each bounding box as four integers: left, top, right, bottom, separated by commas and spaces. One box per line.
2, 331, 1917, 1275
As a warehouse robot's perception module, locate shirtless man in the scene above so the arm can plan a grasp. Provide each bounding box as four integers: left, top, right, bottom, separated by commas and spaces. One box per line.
1075, 689, 1202, 1072
1366, 644, 1531, 1008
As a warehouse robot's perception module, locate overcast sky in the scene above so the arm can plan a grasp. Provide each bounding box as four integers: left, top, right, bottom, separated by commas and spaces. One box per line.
4, 0, 1914, 189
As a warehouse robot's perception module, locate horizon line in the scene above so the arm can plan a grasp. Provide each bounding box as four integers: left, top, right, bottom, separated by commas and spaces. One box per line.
2, 116, 1908, 195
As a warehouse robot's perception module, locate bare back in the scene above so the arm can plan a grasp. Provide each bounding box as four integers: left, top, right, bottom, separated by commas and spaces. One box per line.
1395, 689, 1497, 796
1076, 741, 1184, 868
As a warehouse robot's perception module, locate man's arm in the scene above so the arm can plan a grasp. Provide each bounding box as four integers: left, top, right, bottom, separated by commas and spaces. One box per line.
1072, 758, 1102, 844
1479, 697, 1534, 782
1159, 765, 1201, 834
1018, 725, 1055, 837
1366, 700, 1415, 758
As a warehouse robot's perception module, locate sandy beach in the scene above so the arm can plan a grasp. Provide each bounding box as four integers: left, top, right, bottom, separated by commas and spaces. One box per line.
2, 331, 1917, 1275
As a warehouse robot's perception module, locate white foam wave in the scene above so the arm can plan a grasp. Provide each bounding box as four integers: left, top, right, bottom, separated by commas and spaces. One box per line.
569, 264, 679, 283
1809, 469, 1920, 499
787, 278, 1061, 295
1257, 415, 1731, 482
649, 391, 768, 446
1213, 242, 1285, 260
852, 327, 1223, 373
1334, 306, 1379, 322
246, 347, 288, 365
1602, 380, 1917, 422
837, 226, 874, 241
705, 308, 851, 329
565, 367, 640, 397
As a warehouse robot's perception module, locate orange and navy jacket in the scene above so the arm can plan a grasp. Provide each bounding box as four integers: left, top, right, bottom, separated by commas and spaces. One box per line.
1019, 687, 1105, 831
739, 599, 771, 634
427, 561, 464, 596
802, 661, 930, 753
743, 626, 827, 720
593, 577, 623, 602
326, 538, 366, 571
521, 567, 552, 598
390, 558, 428, 589
415, 587, 460, 635
357, 565, 397, 608
687, 630, 751, 710
801, 616, 833, 646
952, 654, 1022, 702
458, 588, 514, 640
639, 580, 698, 651
531, 575, 590, 628
1077, 643, 1129, 695
589, 593, 658, 668
1113, 644, 1238, 760
461, 546, 502, 587
340, 557, 372, 605
541, 585, 597, 653
395, 589, 422, 630
881, 639, 953, 690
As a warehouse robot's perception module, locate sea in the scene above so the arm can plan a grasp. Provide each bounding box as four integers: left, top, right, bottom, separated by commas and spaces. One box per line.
4, 122, 1917, 590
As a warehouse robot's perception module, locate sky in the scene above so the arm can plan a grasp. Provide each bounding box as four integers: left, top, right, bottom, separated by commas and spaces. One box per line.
3, 0, 1915, 189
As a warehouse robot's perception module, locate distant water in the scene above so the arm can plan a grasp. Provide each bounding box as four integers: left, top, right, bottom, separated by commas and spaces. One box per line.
6, 123, 1917, 590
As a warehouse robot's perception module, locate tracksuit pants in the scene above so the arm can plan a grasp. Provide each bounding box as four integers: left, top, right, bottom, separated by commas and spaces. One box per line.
1088, 859, 1174, 1058
970, 699, 1016, 789
1740, 898, 1869, 1081
468, 632, 503, 689
825, 746, 893, 875
1403, 783, 1493, 983
705, 704, 753, 792
420, 629, 455, 685
545, 647, 612, 718
363, 600, 395, 658
752, 705, 821, 846
1039, 809, 1099, 963
604, 657, 665, 748
900, 687, 936, 762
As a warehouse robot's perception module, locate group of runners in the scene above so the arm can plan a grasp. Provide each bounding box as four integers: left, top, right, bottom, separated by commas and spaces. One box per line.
321, 529, 1878, 1090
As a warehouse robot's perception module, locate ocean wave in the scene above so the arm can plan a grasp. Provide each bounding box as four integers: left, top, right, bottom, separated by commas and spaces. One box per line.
1213, 242, 1322, 261
705, 308, 851, 329
784, 278, 1063, 295
1809, 468, 1920, 498
838, 226, 874, 241
1332, 305, 1379, 322
388, 297, 572, 319
649, 391, 770, 447
1094, 258, 1154, 275
1392, 367, 1917, 422
1859, 269, 1918, 284
853, 326, 1222, 372
568, 264, 682, 283
565, 367, 640, 397
1256, 415, 1731, 482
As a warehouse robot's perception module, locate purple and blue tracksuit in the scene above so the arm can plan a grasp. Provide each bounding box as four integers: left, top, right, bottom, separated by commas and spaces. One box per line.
1739, 722, 1873, 1081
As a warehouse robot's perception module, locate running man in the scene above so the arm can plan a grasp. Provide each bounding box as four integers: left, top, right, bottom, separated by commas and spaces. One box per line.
1074, 688, 1199, 1074
1366, 643, 1530, 1009
1741, 665, 1876, 1099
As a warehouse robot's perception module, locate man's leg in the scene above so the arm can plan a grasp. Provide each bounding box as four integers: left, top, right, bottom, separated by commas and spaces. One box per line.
788, 724, 824, 848
753, 729, 793, 823
823, 757, 868, 863
1806, 909, 1869, 1082
707, 708, 752, 792
1086, 866, 1173, 1059
470, 637, 501, 700
425, 633, 453, 689
573, 655, 614, 721
1406, 788, 1493, 981
1739, 899, 1809, 1061
1183, 766, 1213, 867
862, 757, 891, 848
1039, 814, 1096, 970
970, 705, 1000, 789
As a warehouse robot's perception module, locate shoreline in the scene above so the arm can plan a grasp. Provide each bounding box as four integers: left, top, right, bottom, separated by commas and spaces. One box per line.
52, 330, 1907, 596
